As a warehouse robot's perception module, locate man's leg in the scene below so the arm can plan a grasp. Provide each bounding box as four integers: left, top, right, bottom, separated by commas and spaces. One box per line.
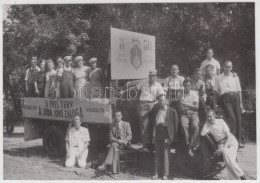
206, 96, 216, 111
198, 97, 207, 124
77, 149, 88, 168
137, 102, 150, 146
190, 114, 200, 148
221, 95, 237, 138
221, 135, 244, 179
233, 94, 242, 145
163, 141, 171, 177
180, 115, 190, 146
154, 128, 162, 178
65, 150, 76, 168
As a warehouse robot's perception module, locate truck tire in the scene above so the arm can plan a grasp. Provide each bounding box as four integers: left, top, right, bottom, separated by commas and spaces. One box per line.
43, 126, 66, 158
176, 138, 212, 178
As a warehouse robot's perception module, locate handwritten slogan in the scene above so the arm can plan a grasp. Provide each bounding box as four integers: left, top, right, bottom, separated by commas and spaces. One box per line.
21, 98, 112, 124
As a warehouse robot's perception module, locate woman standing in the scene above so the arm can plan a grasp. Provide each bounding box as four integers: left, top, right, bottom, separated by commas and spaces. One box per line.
87, 58, 105, 99
60, 56, 75, 98
34, 60, 46, 97
201, 109, 246, 180
44, 59, 59, 98
73, 56, 89, 99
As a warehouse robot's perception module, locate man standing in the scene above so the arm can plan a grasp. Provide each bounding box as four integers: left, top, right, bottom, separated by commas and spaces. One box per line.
191, 68, 207, 124
163, 65, 185, 111
149, 94, 179, 180
65, 115, 90, 168
213, 60, 244, 148
135, 70, 165, 150
24, 56, 40, 96
200, 48, 221, 76
177, 78, 200, 156
203, 64, 218, 111
98, 110, 132, 174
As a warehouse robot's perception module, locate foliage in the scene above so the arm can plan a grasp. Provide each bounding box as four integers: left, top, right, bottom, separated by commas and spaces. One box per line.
3, 3, 255, 93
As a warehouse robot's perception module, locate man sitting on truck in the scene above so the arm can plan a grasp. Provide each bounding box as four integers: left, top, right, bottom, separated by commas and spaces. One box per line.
98, 110, 132, 174
65, 115, 90, 168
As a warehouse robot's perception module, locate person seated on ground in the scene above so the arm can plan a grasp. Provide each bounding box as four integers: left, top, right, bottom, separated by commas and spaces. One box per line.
177, 78, 200, 157
24, 56, 40, 97
203, 64, 219, 110
98, 110, 132, 174
163, 64, 185, 112
149, 94, 179, 180
65, 115, 90, 168
191, 68, 207, 124
201, 109, 246, 180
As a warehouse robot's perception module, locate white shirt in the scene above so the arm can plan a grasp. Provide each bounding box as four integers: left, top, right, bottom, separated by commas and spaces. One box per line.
156, 106, 167, 125
200, 58, 220, 75
177, 90, 199, 111
163, 75, 185, 91
136, 80, 164, 102
213, 73, 242, 95
65, 126, 90, 151
201, 119, 230, 142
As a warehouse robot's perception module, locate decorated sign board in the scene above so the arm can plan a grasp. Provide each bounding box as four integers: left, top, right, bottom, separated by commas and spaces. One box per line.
111, 27, 155, 80
21, 97, 112, 124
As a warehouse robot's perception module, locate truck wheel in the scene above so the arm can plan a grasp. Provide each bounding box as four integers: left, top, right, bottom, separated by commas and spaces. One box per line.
43, 126, 66, 158
176, 139, 212, 177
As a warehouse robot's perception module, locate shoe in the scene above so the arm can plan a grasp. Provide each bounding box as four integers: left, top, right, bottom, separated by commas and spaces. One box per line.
97, 164, 106, 170
188, 148, 194, 157
239, 144, 245, 149
152, 174, 159, 180
162, 176, 168, 180
240, 175, 246, 180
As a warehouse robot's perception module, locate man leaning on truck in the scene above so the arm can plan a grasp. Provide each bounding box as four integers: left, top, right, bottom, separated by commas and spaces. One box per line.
65, 115, 90, 168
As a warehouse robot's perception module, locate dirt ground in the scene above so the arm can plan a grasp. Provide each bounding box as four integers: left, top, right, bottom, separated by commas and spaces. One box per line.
3, 126, 257, 180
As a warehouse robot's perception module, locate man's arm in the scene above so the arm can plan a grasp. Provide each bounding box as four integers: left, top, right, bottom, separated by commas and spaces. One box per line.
180, 101, 199, 111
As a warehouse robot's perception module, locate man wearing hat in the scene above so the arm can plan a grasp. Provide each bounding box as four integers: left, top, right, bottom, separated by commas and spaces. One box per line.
87, 57, 105, 99
25, 56, 40, 96
135, 70, 165, 151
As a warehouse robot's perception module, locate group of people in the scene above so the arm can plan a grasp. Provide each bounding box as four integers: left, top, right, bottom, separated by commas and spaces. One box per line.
64, 48, 246, 180
24, 56, 105, 99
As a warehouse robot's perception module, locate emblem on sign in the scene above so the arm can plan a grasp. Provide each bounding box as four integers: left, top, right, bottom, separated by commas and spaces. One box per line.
130, 44, 142, 70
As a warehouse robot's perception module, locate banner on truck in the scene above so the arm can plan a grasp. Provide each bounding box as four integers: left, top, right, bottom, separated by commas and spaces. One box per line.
111, 27, 155, 80
21, 97, 112, 124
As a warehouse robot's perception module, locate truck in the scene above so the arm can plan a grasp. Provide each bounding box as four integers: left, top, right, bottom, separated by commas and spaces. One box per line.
20, 27, 224, 178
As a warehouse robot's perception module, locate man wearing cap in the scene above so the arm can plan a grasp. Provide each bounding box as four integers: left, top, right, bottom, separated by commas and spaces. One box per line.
25, 56, 40, 96
200, 48, 220, 76
87, 57, 105, 99
149, 94, 179, 180
135, 70, 165, 150
65, 115, 90, 168
213, 60, 244, 148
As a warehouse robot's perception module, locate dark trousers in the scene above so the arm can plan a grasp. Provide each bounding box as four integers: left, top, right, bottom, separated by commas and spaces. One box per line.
198, 97, 207, 124
220, 93, 241, 144
154, 125, 171, 177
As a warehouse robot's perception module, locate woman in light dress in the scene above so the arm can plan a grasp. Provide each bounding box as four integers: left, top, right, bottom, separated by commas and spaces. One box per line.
73, 56, 89, 99
87, 58, 105, 99
44, 59, 60, 98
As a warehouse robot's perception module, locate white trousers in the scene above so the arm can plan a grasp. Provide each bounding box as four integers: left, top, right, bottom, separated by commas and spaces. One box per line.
65, 147, 88, 168
221, 134, 244, 180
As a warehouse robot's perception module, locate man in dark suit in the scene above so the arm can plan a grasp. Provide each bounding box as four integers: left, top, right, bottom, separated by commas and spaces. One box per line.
149, 94, 179, 180
98, 110, 132, 174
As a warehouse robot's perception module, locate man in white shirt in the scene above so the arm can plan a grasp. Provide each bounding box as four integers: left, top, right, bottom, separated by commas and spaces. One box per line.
213, 60, 244, 148
65, 115, 90, 168
201, 109, 245, 180
135, 70, 164, 150
177, 78, 200, 157
200, 48, 220, 76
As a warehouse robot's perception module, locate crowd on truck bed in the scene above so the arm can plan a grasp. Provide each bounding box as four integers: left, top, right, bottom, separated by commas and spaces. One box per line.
62, 48, 247, 180
24, 56, 105, 99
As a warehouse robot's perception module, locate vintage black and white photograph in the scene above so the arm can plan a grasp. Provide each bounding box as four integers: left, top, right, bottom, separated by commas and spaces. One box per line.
2, 2, 256, 180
